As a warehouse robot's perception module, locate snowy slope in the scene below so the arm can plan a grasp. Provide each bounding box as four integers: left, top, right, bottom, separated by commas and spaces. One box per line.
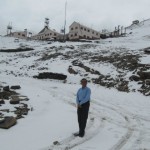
0, 19, 150, 150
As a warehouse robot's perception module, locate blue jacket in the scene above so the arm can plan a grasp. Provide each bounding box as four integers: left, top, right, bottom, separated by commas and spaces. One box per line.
76, 87, 91, 105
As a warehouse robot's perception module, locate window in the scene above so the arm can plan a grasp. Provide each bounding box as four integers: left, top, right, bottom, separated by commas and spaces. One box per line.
50, 33, 52, 35
84, 35, 86, 38
22, 34, 25, 37
71, 34, 73, 37
75, 27, 78, 29
84, 28, 86, 31
81, 27, 83, 30
92, 31, 95, 34
96, 33, 98, 36
18, 33, 20, 35
75, 33, 77, 36
54, 33, 56, 36
71, 28, 74, 30
88, 30, 90, 32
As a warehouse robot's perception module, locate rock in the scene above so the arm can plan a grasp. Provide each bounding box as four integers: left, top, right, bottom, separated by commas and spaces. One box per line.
144, 47, 150, 54
0, 109, 9, 113
14, 103, 30, 119
0, 91, 18, 100
3, 86, 10, 92
10, 96, 20, 104
53, 141, 60, 145
129, 75, 140, 81
33, 72, 67, 80
137, 71, 150, 80
68, 66, 78, 74
16, 114, 24, 120
0, 100, 5, 104
11, 95, 29, 101
10, 85, 21, 90
145, 79, 150, 85
117, 81, 129, 92
0, 116, 17, 129
0, 118, 5, 124
67, 45, 75, 49
0, 47, 34, 53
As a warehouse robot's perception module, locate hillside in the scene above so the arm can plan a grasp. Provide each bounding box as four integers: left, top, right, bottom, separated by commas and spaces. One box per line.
0, 19, 150, 150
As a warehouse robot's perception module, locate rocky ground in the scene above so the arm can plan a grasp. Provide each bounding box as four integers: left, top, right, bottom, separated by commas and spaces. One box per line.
2, 43, 148, 96
0, 84, 31, 129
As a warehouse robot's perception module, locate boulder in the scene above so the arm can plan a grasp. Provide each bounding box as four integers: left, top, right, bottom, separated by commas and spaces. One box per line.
0, 109, 9, 113
10, 96, 20, 104
0, 116, 17, 129
129, 75, 140, 81
66, 45, 75, 49
0, 118, 5, 124
10, 85, 21, 90
33, 72, 67, 80
11, 95, 29, 101
0, 91, 18, 100
0, 99, 5, 104
145, 79, 150, 85
53, 141, 60, 145
14, 104, 30, 119
3, 86, 10, 92
137, 71, 150, 80
68, 66, 78, 74
144, 47, 150, 54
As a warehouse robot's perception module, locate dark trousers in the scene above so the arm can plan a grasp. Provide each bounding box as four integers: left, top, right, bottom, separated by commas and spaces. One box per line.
77, 101, 90, 135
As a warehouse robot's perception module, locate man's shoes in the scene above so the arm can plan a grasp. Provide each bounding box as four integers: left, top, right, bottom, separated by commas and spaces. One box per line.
74, 131, 85, 137
79, 132, 85, 138
74, 132, 80, 136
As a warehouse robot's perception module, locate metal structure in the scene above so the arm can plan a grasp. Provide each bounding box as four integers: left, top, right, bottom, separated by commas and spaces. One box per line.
45, 18, 49, 28
63, 1, 67, 42
7, 22, 12, 35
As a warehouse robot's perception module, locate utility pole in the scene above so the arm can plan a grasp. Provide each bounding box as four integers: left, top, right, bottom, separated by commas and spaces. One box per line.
121, 26, 123, 35
118, 25, 120, 36
63, 1, 67, 42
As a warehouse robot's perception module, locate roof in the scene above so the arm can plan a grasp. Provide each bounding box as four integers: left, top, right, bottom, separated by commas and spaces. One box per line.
37, 26, 60, 35
70, 21, 100, 33
38, 26, 49, 34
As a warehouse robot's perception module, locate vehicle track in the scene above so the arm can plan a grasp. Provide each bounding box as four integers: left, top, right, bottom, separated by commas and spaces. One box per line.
91, 100, 146, 150
41, 87, 149, 150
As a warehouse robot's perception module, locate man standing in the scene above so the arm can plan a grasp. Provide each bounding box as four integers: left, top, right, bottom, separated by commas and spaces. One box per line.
74, 78, 91, 138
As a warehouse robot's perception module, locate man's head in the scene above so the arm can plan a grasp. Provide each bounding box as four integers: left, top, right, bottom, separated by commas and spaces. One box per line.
81, 78, 88, 88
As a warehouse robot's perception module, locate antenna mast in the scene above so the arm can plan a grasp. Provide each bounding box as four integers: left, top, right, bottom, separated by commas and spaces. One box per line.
7, 22, 12, 36
45, 18, 49, 28
63, 1, 67, 42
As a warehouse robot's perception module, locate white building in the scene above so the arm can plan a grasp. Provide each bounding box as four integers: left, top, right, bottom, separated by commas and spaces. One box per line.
8, 30, 28, 39
68, 22, 100, 40
31, 26, 62, 41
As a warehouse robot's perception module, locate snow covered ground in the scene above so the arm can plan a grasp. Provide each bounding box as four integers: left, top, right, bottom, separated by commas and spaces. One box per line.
0, 19, 150, 150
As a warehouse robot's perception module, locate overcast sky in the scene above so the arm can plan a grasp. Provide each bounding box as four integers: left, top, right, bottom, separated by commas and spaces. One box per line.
0, 0, 150, 35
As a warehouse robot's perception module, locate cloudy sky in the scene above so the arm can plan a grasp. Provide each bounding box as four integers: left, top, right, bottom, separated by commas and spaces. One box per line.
0, 0, 150, 35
